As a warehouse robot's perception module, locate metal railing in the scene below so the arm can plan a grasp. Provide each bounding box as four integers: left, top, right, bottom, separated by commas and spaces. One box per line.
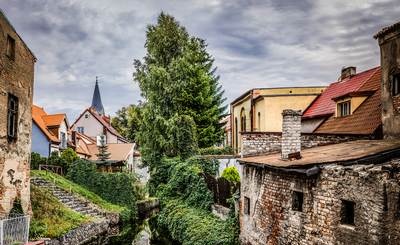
39, 164, 64, 175
0, 214, 30, 245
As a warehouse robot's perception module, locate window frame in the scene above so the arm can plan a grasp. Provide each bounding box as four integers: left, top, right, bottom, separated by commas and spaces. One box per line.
292, 191, 304, 212
244, 196, 250, 215
77, 126, 85, 134
337, 100, 351, 117
6, 35, 16, 60
340, 200, 355, 225
7, 93, 19, 142
60, 132, 67, 149
392, 73, 400, 96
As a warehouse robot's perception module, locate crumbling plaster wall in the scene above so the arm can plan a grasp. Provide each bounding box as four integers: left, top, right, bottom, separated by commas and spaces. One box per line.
0, 13, 35, 216
240, 161, 400, 245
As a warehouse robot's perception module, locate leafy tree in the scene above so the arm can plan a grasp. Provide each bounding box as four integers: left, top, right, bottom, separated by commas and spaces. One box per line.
60, 148, 79, 165
134, 12, 226, 168
221, 166, 240, 184
30, 152, 46, 170
96, 136, 111, 163
111, 104, 143, 142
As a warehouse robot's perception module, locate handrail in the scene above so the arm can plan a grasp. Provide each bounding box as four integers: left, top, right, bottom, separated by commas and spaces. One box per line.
38, 164, 64, 176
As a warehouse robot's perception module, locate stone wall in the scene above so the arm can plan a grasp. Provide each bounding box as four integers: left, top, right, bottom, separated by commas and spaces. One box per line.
376, 21, 400, 138
0, 11, 35, 216
240, 160, 400, 245
241, 132, 369, 157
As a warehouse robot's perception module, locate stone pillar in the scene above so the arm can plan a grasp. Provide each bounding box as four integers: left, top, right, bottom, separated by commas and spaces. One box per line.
281, 109, 302, 160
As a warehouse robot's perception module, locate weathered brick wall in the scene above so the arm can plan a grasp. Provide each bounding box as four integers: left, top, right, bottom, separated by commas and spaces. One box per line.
0, 12, 35, 216
240, 161, 400, 245
281, 110, 301, 160
241, 132, 369, 157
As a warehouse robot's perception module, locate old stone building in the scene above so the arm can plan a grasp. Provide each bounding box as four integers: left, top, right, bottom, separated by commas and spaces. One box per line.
0, 9, 35, 216
238, 21, 400, 245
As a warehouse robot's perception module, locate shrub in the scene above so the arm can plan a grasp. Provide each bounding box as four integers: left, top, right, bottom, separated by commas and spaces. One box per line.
67, 159, 142, 220
30, 152, 46, 170
221, 166, 240, 184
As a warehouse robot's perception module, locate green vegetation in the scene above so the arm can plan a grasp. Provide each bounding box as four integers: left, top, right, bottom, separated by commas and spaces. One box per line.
96, 136, 111, 163
134, 12, 226, 172
30, 185, 89, 239
66, 160, 144, 220
221, 166, 240, 184
31, 170, 125, 214
111, 104, 143, 142
31, 148, 79, 173
158, 200, 238, 245
198, 146, 234, 155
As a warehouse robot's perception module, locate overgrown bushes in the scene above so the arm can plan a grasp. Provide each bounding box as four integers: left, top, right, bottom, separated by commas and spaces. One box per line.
67, 159, 144, 220
221, 166, 240, 184
30, 148, 79, 173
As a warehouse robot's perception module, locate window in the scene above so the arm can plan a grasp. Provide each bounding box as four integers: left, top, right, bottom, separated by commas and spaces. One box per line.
292, 191, 304, 212
257, 112, 261, 131
6, 35, 15, 60
392, 73, 400, 96
77, 127, 84, 134
60, 132, 67, 149
337, 101, 351, 117
244, 196, 250, 215
85, 114, 89, 119
7, 94, 18, 142
341, 200, 355, 225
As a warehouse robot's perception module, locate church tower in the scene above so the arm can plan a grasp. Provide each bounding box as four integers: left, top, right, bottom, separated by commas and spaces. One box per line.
91, 76, 105, 116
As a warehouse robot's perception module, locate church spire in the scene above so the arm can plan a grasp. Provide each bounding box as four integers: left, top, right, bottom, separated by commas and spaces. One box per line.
91, 76, 105, 116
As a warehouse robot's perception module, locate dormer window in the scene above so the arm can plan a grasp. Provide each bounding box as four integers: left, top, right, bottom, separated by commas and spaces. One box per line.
337, 101, 351, 117
392, 73, 400, 96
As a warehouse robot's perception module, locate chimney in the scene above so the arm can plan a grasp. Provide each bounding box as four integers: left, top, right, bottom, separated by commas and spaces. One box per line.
340, 66, 356, 81
281, 109, 302, 160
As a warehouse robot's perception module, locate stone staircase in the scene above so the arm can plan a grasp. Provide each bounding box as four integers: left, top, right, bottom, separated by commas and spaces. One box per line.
31, 177, 105, 218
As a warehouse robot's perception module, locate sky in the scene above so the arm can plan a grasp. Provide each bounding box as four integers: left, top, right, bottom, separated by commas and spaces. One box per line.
2, 0, 400, 121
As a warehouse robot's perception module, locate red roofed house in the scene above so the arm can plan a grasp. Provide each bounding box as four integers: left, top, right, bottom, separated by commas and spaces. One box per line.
302, 66, 382, 138
71, 79, 128, 144
32, 105, 70, 157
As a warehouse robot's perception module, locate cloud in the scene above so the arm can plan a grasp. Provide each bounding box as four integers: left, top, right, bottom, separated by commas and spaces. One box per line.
2, 0, 400, 120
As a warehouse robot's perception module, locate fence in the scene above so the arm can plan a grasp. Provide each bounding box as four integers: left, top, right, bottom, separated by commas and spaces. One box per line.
39, 164, 64, 175
0, 214, 30, 245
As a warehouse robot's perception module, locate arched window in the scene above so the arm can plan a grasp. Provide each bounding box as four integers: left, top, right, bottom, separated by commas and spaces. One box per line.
258, 112, 261, 131
235, 117, 238, 149
240, 108, 246, 132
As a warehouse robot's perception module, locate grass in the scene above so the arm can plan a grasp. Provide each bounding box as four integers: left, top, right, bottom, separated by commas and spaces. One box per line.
30, 185, 89, 239
31, 170, 126, 214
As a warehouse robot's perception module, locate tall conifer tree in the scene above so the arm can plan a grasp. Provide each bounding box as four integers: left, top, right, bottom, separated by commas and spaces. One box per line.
134, 13, 226, 169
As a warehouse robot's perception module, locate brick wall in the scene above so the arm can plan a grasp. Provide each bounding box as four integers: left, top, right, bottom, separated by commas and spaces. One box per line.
241, 132, 369, 157
240, 160, 400, 244
281, 110, 301, 160
0, 12, 35, 216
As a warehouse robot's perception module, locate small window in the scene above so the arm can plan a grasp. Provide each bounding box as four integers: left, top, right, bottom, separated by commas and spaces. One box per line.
6, 35, 16, 60
337, 101, 351, 117
341, 200, 355, 225
292, 191, 304, 212
257, 112, 261, 131
7, 94, 18, 142
85, 114, 89, 119
244, 196, 250, 215
392, 74, 400, 96
77, 127, 84, 134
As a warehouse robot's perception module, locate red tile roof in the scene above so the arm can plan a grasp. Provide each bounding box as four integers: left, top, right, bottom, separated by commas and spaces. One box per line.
315, 67, 382, 135
32, 105, 60, 143
303, 67, 380, 119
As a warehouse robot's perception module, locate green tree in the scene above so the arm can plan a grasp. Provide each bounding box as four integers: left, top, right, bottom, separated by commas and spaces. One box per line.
96, 136, 111, 163
221, 166, 240, 184
134, 12, 226, 165
60, 148, 79, 165
111, 104, 143, 142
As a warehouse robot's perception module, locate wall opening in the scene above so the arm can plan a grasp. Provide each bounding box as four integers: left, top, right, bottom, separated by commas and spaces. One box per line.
391, 73, 400, 96
244, 196, 250, 215
292, 191, 304, 212
341, 200, 355, 225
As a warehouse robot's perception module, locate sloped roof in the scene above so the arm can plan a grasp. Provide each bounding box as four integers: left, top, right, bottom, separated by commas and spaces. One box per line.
239, 140, 400, 168
72, 108, 128, 142
315, 67, 382, 135
303, 67, 380, 119
87, 143, 135, 161
42, 114, 68, 127
32, 105, 60, 143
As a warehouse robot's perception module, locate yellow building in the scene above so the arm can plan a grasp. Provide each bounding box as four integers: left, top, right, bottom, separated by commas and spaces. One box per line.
230, 87, 325, 152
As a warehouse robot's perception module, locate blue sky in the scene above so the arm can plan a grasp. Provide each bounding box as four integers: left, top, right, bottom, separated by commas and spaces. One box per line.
2, 0, 400, 121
